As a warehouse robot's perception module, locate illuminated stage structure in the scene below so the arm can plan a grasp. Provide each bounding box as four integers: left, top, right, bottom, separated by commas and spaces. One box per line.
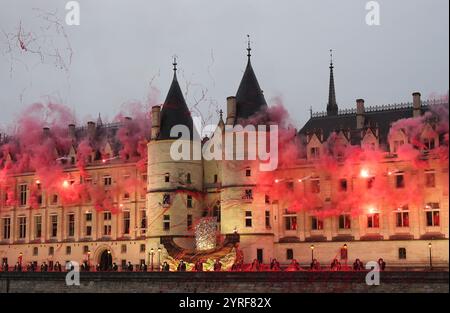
0, 45, 448, 270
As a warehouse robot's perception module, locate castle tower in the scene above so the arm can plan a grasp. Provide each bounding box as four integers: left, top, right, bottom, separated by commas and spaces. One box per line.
218, 37, 275, 263
146, 58, 203, 252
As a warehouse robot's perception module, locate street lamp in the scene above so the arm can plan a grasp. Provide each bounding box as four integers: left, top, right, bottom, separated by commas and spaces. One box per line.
343, 244, 348, 268
310, 245, 315, 262
157, 247, 161, 271
428, 242, 432, 270
150, 248, 154, 271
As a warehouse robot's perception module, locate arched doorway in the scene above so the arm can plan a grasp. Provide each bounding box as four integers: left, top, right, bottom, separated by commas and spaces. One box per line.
99, 249, 112, 271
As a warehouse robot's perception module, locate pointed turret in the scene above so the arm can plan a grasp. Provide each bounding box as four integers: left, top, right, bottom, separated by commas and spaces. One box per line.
158, 57, 194, 140
235, 35, 267, 121
327, 49, 338, 116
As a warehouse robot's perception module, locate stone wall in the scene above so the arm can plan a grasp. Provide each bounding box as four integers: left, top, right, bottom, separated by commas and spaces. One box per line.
1, 271, 448, 293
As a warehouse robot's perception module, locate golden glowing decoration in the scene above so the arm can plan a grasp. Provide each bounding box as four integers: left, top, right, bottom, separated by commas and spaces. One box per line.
195, 217, 217, 251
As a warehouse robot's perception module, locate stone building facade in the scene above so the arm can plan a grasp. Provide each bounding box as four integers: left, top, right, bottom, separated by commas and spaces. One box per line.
0, 47, 448, 270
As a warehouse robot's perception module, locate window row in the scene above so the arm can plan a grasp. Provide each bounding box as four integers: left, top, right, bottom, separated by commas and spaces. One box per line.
1, 210, 147, 241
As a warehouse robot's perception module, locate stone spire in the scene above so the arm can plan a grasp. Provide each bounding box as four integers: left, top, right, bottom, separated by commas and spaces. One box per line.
327, 49, 338, 116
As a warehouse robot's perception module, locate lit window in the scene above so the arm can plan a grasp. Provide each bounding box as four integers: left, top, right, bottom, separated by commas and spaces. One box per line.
396, 206, 409, 227
425, 203, 440, 227
339, 214, 351, 229
285, 215, 297, 231
311, 216, 323, 230
367, 213, 380, 228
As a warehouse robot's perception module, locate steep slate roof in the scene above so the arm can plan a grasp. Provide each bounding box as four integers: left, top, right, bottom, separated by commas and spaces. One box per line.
158, 62, 194, 140
299, 106, 431, 145
235, 49, 267, 121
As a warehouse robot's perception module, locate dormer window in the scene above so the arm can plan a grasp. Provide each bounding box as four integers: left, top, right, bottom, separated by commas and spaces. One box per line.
393, 140, 404, 153
310, 147, 320, 159
423, 137, 435, 150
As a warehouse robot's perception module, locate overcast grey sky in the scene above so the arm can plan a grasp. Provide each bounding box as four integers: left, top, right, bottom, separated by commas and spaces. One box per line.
0, 0, 448, 130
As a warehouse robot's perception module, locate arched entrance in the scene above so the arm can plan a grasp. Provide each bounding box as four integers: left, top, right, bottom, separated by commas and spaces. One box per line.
98, 249, 112, 271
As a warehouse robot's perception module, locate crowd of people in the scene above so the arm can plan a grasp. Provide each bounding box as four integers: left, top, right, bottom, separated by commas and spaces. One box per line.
1, 258, 387, 273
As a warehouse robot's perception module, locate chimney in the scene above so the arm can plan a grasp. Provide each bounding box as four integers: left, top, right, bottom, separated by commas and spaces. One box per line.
43, 127, 50, 137
226, 96, 236, 125
151, 105, 161, 140
412, 92, 421, 118
68, 124, 76, 139
87, 121, 96, 139
356, 99, 365, 129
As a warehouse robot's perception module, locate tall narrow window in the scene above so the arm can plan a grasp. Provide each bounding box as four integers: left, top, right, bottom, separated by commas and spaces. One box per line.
187, 195, 193, 208
165, 173, 170, 183
213, 174, 218, 183
85, 212, 92, 237
186, 173, 191, 184
245, 211, 252, 227
103, 211, 112, 236
395, 174, 405, 188
19, 184, 27, 206
18, 217, 26, 239
367, 213, 380, 228
187, 214, 193, 230
425, 171, 436, 188
34, 215, 42, 238
339, 179, 348, 192
425, 203, 440, 227
123, 211, 130, 235
310, 178, 320, 193
163, 215, 170, 231
265, 210, 271, 229
68, 214, 75, 237
3, 217, 11, 239
311, 216, 323, 230
50, 215, 58, 237
338, 214, 351, 229
140, 209, 147, 235
162, 194, 171, 205
396, 206, 409, 227
245, 168, 251, 177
